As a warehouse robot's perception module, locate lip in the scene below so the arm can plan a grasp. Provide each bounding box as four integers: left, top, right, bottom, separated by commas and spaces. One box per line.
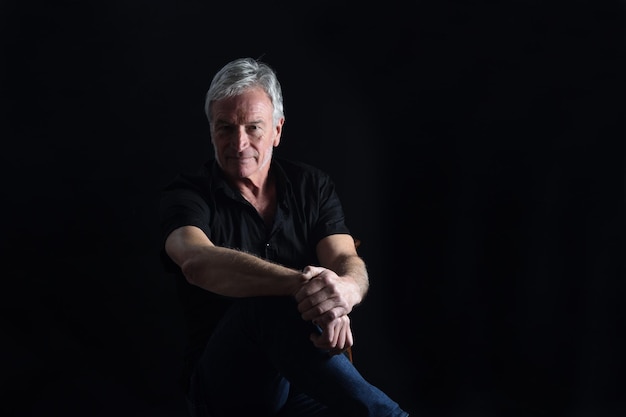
227, 155, 255, 161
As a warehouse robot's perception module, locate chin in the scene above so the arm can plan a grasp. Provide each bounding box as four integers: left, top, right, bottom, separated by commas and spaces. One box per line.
231, 167, 255, 180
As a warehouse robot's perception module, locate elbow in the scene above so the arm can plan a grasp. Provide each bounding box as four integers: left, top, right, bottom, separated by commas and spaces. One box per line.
180, 258, 203, 286
180, 257, 222, 294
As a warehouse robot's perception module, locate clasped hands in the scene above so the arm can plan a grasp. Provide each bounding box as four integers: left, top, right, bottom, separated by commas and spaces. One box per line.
293, 266, 356, 356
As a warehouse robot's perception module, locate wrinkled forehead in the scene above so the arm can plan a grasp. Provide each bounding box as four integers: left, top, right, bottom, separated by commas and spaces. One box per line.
211, 87, 274, 123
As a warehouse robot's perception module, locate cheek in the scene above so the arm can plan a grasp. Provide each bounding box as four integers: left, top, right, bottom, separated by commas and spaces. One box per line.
212, 139, 228, 151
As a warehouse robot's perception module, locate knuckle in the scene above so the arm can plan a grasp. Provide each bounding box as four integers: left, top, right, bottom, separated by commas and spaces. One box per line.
313, 305, 324, 317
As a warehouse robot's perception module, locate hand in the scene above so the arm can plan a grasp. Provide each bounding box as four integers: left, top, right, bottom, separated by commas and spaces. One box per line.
295, 266, 357, 326
310, 315, 354, 356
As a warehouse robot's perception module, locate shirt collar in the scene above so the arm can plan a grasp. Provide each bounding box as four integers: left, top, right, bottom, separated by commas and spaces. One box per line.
206, 158, 294, 208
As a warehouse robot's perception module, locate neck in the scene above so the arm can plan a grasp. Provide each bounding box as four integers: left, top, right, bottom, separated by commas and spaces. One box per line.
230, 166, 271, 198
236, 172, 277, 227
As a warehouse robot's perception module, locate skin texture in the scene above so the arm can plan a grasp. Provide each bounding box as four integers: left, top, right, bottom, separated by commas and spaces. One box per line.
164, 87, 369, 355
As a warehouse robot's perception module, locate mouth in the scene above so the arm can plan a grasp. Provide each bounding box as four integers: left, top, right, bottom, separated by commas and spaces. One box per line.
226, 155, 256, 165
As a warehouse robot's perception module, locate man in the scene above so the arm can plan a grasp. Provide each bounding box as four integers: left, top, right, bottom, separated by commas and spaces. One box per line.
160, 57, 409, 417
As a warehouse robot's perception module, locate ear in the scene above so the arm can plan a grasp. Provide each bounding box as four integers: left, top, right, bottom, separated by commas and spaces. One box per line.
273, 117, 285, 147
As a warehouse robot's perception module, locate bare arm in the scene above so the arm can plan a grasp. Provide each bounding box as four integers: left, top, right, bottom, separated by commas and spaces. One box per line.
294, 233, 369, 324
166, 227, 364, 355
164, 225, 309, 297
293, 233, 369, 354
317, 233, 369, 304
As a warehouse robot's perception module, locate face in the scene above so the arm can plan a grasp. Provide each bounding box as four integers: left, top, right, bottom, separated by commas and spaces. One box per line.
209, 87, 283, 184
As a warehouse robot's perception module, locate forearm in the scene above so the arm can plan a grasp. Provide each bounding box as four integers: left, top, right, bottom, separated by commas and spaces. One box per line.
180, 245, 307, 297
328, 254, 369, 306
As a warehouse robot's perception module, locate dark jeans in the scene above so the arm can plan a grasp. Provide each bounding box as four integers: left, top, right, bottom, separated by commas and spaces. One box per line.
186, 296, 408, 417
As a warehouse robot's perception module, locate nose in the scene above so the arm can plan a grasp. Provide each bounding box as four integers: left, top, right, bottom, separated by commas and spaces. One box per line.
233, 126, 249, 152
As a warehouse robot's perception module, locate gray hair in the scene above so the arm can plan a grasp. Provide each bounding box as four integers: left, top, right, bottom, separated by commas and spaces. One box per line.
204, 57, 284, 127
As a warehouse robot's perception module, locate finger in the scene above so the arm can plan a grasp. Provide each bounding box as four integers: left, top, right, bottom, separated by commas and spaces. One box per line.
298, 295, 331, 318
302, 304, 343, 324
294, 276, 326, 303
328, 332, 351, 356
310, 333, 332, 350
324, 323, 336, 346
295, 285, 325, 310
337, 329, 346, 350
301, 265, 325, 279
310, 323, 336, 349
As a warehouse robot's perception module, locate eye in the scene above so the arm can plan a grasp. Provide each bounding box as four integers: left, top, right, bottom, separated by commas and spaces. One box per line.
247, 124, 263, 138
216, 125, 234, 134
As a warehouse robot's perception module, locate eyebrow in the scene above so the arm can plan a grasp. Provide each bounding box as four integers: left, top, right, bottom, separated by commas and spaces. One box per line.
214, 118, 264, 126
213, 118, 232, 126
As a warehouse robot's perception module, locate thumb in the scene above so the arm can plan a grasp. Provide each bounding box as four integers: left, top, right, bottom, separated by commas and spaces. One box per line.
302, 265, 325, 279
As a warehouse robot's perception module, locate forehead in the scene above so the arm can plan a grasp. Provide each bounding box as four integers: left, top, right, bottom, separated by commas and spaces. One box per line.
212, 87, 273, 121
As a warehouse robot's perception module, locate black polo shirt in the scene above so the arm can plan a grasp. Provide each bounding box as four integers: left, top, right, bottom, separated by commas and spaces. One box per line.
159, 157, 351, 383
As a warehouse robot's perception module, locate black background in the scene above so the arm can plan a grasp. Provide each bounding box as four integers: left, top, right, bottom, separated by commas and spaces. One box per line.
2, 1, 625, 416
